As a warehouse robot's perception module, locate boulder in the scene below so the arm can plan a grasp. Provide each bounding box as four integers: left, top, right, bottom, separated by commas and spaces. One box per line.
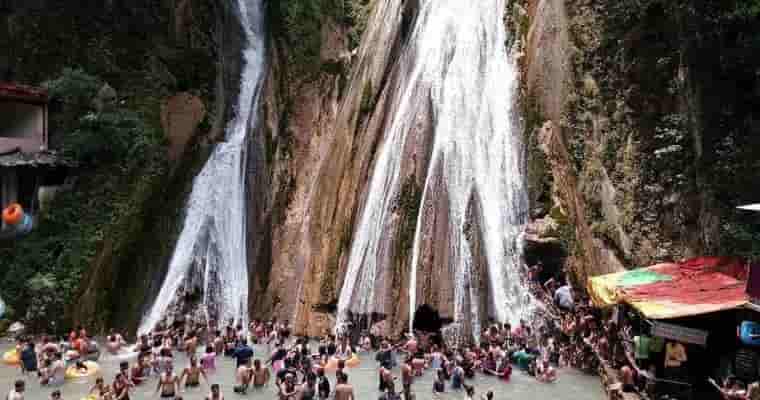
161, 93, 206, 162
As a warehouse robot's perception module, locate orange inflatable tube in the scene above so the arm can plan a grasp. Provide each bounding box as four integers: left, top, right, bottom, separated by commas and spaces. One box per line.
322, 354, 361, 371
3, 349, 20, 365
2, 204, 23, 225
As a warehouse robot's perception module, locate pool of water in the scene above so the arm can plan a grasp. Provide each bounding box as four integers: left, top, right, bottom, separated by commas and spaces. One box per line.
0, 342, 605, 400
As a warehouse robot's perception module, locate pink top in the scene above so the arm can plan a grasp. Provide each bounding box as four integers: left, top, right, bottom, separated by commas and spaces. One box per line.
201, 352, 216, 371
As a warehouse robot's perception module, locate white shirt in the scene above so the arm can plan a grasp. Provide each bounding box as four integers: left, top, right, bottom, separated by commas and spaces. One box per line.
554, 285, 574, 309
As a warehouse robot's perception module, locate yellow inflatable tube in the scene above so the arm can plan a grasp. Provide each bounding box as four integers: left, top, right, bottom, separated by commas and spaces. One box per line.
80, 396, 98, 400
65, 361, 100, 380
323, 354, 361, 370
3, 349, 20, 365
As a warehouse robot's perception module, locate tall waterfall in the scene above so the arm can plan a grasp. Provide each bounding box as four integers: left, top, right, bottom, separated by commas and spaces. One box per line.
139, 0, 265, 334
337, 0, 529, 338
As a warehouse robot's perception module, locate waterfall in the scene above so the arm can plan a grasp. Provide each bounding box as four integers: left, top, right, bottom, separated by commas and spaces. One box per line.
337, 0, 529, 339
138, 0, 265, 334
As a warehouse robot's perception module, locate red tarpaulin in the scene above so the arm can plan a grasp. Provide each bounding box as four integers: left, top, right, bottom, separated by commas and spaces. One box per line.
0, 82, 48, 104
588, 257, 750, 319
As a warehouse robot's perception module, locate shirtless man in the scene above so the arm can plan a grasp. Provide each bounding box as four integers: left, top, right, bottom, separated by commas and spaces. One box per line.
180, 356, 207, 388
234, 359, 254, 394
106, 329, 126, 354
401, 358, 414, 399
252, 359, 271, 388
185, 331, 198, 357
334, 373, 354, 400
205, 383, 224, 400
113, 373, 131, 400
130, 357, 148, 385
156, 364, 180, 398
135, 334, 151, 359
404, 335, 418, 357
278, 374, 298, 400
46, 353, 65, 386
213, 331, 225, 355
40, 336, 60, 359
619, 365, 635, 392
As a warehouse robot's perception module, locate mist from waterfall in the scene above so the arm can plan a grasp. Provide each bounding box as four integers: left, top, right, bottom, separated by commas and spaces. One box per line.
139, 0, 265, 334
337, 0, 529, 338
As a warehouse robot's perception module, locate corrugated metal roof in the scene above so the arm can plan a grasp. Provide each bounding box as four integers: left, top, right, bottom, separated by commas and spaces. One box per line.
0, 149, 73, 167
0, 82, 49, 104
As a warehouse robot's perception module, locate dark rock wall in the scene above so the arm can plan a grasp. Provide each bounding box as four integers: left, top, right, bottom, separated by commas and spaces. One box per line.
0, 0, 245, 332
518, 0, 760, 283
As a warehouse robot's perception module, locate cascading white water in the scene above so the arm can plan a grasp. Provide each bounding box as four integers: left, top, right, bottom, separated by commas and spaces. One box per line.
337, 0, 529, 338
139, 0, 265, 334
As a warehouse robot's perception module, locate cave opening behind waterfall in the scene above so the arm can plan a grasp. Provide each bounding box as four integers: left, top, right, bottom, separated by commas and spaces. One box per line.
413, 304, 447, 334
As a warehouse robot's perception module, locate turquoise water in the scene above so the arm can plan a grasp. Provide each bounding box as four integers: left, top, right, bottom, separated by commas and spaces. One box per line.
0, 343, 604, 400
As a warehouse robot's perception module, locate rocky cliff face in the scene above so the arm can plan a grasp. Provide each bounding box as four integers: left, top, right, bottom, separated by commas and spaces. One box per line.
517, 0, 760, 284
251, 0, 427, 337
0, 0, 247, 331
4, 0, 759, 335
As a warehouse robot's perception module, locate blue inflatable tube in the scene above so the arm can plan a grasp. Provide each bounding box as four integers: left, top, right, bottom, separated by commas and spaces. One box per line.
16, 214, 33, 235
740, 321, 760, 346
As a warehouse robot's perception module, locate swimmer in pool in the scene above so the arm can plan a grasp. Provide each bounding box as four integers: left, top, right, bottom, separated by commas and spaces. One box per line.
180, 356, 207, 388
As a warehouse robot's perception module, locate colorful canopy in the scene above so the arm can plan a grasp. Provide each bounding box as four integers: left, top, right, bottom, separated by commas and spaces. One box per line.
588, 257, 749, 319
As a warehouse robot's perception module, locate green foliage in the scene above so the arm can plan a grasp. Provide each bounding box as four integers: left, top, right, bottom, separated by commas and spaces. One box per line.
275, 0, 324, 74
43, 68, 101, 108
359, 81, 374, 119
269, 0, 371, 77
397, 176, 422, 262
43, 68, 103, 147
721, 218, 760, 262
522, 98, 552, 211
0, 69, 167, 333
62, 111, 158, 165
340, 0, 372, 50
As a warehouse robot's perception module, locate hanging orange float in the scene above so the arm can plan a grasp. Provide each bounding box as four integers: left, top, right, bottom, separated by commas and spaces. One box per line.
2, 203, 24, 225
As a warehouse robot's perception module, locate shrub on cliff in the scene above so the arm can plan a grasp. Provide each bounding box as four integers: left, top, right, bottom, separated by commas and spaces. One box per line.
0, 69, 167, 332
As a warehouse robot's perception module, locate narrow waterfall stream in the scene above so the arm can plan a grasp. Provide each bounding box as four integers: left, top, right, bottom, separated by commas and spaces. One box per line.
337, 0, 530, 338
139, 0, 265, 334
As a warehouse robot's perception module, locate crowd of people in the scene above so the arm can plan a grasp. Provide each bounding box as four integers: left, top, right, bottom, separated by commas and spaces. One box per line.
3, 261, 650, 400
526, 262, 634, 395
526, 261, 760, 400
4, 310, 581, 400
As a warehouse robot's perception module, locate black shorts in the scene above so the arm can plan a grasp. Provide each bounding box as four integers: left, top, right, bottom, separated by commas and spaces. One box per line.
161, 393, 176, 398
186, 382, 200, 388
